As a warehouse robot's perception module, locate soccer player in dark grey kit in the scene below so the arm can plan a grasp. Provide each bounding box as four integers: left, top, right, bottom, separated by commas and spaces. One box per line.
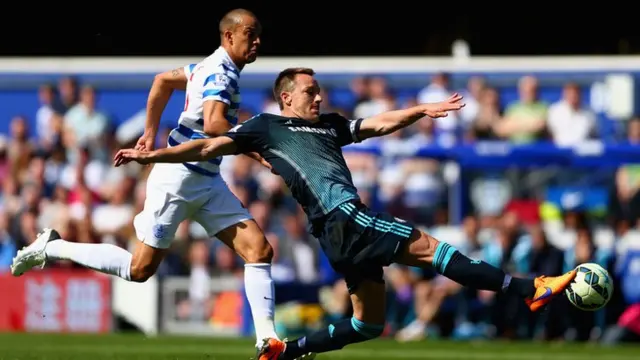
115, 67, 577, 360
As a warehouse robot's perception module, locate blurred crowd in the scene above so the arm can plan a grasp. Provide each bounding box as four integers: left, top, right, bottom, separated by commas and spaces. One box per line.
1, 73, 639, 343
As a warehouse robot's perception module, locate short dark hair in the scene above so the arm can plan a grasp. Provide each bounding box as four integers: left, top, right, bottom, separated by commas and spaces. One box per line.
219, 8, 257, 36
273, 67, 315, 110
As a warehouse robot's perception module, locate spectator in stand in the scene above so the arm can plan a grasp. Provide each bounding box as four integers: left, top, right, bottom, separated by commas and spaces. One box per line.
417, 72, 459, 145
546, 82, 597, 147
613, 118, 640, 224
466, 87, 502, 142
64, 85, 110, 163
494, 76, 548, 144
0, 210, 16, 270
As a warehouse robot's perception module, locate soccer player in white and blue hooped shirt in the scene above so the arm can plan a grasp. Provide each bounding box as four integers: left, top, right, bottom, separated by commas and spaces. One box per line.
11, 8, 282, 352
170, 48, 244, 176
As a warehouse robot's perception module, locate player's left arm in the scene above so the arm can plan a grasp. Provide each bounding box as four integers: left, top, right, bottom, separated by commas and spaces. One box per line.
357, 93, 465, 141
200, 70, 270, 169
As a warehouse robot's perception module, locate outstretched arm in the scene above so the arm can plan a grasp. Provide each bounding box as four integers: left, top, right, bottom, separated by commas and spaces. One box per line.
114, 136, 237, 167
357, 93, 464, 141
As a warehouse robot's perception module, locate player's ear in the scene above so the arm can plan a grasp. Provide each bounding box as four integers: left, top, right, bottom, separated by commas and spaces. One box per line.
224, 30, 233, 45
282, 92, 291, 107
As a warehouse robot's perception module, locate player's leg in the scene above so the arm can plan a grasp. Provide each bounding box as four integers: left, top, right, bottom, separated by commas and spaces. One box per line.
259, 270, 386, 360
329, 202, 574, 312
192, 179, 278, 347
11, 217, 172, 284
393, 228, 576, 311
12, 164, 186, 282
124, 165, 192, 280
216, 220, 278, 345
11, 227, 135, 280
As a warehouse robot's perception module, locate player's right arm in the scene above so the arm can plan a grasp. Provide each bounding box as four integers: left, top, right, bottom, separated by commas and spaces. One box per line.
201, 68, 238, 137
137, 66, 190, 151
114, 137, 238, 166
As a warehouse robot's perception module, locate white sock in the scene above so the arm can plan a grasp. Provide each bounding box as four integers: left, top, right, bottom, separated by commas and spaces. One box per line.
244, 263, 278, 346
45, 240, 132, 281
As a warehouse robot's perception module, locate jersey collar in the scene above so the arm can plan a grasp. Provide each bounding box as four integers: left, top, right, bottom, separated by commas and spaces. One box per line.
215, 47, 241, 73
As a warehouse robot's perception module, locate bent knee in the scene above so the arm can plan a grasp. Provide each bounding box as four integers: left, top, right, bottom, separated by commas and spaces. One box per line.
129, 262, 157, 282
418, 232, 440, 257
129, 241, 166, 282
400, 231, 440, 264
239, 237, 274, 264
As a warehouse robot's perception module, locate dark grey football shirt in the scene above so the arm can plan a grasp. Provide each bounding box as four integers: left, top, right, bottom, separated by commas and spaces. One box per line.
225, 112, 364, 221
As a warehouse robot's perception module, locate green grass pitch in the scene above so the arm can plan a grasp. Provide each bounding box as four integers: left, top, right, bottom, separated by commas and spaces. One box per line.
0, 332, 638, 360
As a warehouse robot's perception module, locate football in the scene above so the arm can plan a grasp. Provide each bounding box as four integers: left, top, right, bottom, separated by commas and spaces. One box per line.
565, 263, 613, 311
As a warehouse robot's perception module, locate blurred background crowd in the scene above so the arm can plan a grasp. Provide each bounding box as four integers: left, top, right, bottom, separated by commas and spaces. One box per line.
1, 70, 640, 344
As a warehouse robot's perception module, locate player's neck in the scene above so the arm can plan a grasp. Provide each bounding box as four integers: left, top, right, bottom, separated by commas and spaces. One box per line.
221, 46, 246, 70
282, 110, 319, 123
229, 55, 246, 70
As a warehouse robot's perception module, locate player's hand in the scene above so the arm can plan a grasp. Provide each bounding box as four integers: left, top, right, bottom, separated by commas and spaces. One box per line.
260, 158, 280, 175
247, 152, 278, 175
114, 149, 152, 167
135, 132, 155, 152
257, 158, 278, 174
421, 93, 465, 118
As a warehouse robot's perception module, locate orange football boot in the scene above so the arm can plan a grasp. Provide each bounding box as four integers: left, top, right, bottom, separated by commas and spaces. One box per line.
525, 269, 577, 312
256, 338, 286, 360
255, 338, 316, 360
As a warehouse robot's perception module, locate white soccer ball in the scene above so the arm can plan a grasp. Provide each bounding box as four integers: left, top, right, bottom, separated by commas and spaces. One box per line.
565, 263, 613, 311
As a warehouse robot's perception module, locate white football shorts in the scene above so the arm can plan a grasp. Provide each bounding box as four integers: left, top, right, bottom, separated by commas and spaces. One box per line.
133, 162, 252, 249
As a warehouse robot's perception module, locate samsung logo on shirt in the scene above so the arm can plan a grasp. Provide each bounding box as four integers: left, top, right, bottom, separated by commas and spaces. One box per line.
288, 126, 337, 137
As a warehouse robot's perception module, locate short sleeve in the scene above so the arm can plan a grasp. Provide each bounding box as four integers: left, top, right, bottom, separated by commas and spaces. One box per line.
183, 63, 197, 79
324, 113, 364, 146
201, 66, 239, 105
224, 115, 267, 154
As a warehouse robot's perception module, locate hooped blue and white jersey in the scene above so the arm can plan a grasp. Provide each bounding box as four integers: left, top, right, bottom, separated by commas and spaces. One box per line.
167, 47, 241, 177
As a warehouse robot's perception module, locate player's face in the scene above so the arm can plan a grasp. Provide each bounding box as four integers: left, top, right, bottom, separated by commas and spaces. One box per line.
231, 16, 262, 64
289, 74, 322, 121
